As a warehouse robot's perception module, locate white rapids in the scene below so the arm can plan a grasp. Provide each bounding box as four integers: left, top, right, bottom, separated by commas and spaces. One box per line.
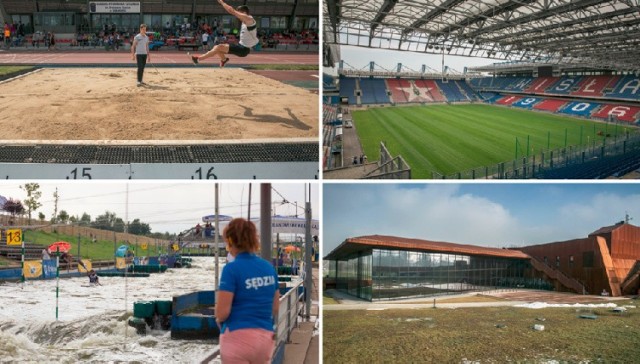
0, 257, 224, 363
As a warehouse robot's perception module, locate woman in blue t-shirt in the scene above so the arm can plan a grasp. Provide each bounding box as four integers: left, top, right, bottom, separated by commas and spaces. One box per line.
216, 218, 279, 363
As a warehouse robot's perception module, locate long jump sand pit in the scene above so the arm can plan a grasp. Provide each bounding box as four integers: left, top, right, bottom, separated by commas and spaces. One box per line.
0, 68, 318, 141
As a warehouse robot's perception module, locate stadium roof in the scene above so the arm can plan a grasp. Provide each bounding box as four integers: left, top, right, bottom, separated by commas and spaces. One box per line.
324, 235, 530, 260
324, 0, 640, 71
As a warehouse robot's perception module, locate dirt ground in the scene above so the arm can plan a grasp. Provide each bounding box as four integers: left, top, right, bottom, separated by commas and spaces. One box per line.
0, 68, 318, 141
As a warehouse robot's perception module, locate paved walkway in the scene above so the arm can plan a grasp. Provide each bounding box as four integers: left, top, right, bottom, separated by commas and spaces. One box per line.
323, 289, 629, 311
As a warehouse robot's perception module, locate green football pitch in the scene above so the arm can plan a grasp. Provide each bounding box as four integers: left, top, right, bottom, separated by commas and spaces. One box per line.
353, 104, 637, 179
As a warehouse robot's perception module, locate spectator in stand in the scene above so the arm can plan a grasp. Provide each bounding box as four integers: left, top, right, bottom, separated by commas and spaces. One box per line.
3, 23, 10, 48
195, 223, 202, 236
201, 31, 209, 51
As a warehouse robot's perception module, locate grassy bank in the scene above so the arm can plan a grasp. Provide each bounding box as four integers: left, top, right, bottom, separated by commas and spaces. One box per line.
23, 230, 164, 261
324, 302, 640, 363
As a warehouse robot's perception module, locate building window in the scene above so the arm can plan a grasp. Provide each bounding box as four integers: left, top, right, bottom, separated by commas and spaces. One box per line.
583, 251, 594, 268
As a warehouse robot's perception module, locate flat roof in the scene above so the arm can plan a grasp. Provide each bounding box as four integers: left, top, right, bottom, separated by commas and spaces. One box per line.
325, 235, 530, 260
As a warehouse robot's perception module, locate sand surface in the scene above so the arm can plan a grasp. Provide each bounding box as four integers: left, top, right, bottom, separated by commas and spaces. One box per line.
0, 68, 318, 141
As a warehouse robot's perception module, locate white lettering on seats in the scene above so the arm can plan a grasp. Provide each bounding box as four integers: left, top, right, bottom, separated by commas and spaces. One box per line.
609, 106, 630, 117
619, 79, 640, 95
556, 79, 575, 91
582, 79, 598, 93
571, 103, 591, 112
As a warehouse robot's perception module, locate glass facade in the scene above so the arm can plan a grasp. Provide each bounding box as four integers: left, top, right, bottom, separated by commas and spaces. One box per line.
331, 248, 536, 301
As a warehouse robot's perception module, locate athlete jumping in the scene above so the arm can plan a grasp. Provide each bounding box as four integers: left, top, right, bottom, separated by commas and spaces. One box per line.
190, 0, 259, 67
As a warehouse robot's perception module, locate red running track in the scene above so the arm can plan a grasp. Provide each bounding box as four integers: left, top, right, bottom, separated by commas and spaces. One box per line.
0, 50, 317, 66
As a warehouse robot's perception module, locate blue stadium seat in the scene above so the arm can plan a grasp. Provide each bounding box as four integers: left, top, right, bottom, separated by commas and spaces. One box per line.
435, 80, 466, 102
606, 75, 640, 101
359, 78, 391, 104
512, 97, 542, 109
546, 76, 583, 95
339, 77, 358, 105
559, 101, 601, 117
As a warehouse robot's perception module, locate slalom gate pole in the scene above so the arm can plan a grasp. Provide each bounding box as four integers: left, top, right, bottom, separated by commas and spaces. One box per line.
56, 247, 60, 321
21, 240, 25, 289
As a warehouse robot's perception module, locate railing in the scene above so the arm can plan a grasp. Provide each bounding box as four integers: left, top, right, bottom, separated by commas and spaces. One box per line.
432, 132, 640, 179
273, 279, 305, 364
529, 257, 586, 294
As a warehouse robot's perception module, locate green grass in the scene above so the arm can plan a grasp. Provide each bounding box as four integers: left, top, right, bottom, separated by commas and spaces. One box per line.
0, 66, 35, 77
324, 302, 640, 363
354, 104, 637, 178
23, 230, 162, 261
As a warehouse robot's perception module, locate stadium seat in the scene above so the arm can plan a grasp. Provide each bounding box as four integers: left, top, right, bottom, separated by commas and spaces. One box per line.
524, 77, 556, 94
533, 99, 568, 113
359, 78, 390, 104
339, 77, 358, 105
606, 75, 640, 101
571, 75, 619, 98
435, 80, 466, 102
495, 95, 523, 106
385, 78, 411, 103
559, 101, 601, 117
512, 97, 542, 109
386, 78, 439, 103
546, 76, 583, 95
415, 79, 447, 102
591, 104, 640, 124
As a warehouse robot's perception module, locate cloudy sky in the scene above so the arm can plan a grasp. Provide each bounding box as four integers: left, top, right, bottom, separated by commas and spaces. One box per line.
327, 45, 495, 75
0, 182, 319, 235
323, 183, 640, 254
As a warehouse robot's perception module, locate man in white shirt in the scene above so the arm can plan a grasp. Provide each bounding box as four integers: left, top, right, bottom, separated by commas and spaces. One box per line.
190, 0, 258, 67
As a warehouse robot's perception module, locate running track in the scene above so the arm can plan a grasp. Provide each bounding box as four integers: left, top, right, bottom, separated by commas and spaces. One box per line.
0, 50, 317, 66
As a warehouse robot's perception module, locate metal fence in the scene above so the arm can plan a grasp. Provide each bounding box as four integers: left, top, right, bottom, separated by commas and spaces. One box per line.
272, 279, 305, 364
432, 132, 640, 179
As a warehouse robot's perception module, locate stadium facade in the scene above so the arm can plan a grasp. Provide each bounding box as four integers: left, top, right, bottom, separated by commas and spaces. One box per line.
324, 222, 640, 301
0, 0, 318, 35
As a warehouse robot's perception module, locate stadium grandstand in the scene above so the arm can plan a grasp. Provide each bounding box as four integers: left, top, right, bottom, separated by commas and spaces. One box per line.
0, 0, 318, 49
323, 0, 640, 179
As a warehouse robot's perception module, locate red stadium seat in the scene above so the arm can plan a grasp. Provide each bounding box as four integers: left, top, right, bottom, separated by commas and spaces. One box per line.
571, 76, 620, 97
524, 77, 557, 94
533, 99, 568, 112
495, 95, 523, 105
591, 104, 640, 123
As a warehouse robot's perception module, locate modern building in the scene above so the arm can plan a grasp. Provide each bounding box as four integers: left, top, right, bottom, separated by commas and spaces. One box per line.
0, 0, 318, 35
519, 221, 640, 297
324, 222, 640, 301
324, 235, 536, 301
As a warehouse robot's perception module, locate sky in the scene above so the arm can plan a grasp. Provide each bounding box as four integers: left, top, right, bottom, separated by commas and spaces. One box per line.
323, 183, 640, 254
0, 182, 319, 235
327, 45, 496, 75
